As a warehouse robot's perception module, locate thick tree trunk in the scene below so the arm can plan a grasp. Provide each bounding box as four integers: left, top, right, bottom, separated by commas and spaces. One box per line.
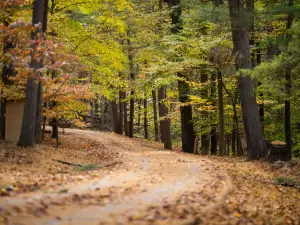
167, 0, 194, 153
158, 87, 172, 150
178, 73, 194, 153
152, 89, 159, 141
111, 100, 122, 134
144, 94, 149, 139
19, 0, 46, 146
218, 70, 225, 156
228, 0, 266, 160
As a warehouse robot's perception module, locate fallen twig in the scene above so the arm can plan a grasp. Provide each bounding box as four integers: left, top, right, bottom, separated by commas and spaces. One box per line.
52, 159, 82, 167
99, 161, 120, 168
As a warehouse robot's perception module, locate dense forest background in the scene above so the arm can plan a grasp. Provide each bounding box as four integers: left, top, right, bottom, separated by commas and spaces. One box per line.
1, 0, 300, 161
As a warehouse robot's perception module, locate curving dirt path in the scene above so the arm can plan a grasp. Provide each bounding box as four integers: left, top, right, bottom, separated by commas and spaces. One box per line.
0, 129, 231, 225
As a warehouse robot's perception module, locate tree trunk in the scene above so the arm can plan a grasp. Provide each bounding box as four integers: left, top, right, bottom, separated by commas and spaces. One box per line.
144, 94, 149, 139
228, 0, 266, 160
123, 93, 129, 136
111, 100, 122, 134
137, 99, 141, 133
178, 73, 194, 154
285, 0, 294, 161
128, 39, 135, 138
152, 89, 159, 141
232, 127, 236, 156
158, 87, 172, 150
19, 0, 46, 146
1, 22, 16, 139
200, 73, 209, 155
119, 91, 124, 134
218, 70, 225, 156
158, 87, 165, 142
101, 96, 105, 129
210, 72, 217, 155
167, 0, 194, 153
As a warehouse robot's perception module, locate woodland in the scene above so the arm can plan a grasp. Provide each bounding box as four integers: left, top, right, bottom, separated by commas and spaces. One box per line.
0, 0, 300, 224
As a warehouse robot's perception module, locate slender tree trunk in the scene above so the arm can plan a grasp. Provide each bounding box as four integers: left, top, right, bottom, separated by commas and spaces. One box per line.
200, 73, 209, 155
285, 0, 294, 161
158, 87, 165, 142
137, 99, 141, 133
19, 0, 46, 146
119, 91, 124, 134
217, 69, 225, 156
128, 39, 135, 138
36, 0, 49, 144
228, 0, 266, 160
210, 72, 217, 155
101, 96, 105, 129
232, 127, 236, 156
257, 46, 264, 128
158, 87, 172, 150
144, 94, 149, 139
123, 93, 129, 136
152, 89, 159, 141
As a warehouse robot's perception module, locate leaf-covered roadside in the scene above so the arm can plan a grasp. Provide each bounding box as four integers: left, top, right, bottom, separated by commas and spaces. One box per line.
0, 132, 122, 196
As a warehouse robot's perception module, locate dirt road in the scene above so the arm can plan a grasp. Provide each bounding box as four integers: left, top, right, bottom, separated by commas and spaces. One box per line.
1, 129, 299, 225
0, 129, 230, 225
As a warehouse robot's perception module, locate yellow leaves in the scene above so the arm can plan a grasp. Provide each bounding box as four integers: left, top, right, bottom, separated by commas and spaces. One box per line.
235, 212, 242, 218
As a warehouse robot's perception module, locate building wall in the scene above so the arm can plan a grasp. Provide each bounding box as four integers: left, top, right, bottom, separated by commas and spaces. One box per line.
5, 100, 24, 143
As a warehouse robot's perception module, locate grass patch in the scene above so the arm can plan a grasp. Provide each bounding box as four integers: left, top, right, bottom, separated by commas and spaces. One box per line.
74, 164, 98, 171
275, 176, 298, 187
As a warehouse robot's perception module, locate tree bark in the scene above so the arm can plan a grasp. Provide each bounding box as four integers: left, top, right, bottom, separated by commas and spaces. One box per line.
123, 93, 129, 136
101, 96, 105, 129
144, 94, 149, 139
178, 73, 194, 153
158, 87, 165, 142
210, 72, 217, 155
137, 99, 142, 133
152, 89, 159, 141
200, 73, 209, 155
167, 0, 194, 153
218, 69, 225, 156
1, 22, 16, 139
228, 0, 266, 160
119, 91, 124, 134
285, 0, 294, 161
158, 87, 172, 150
19, 0, 47, 146
128, 39, 135, 138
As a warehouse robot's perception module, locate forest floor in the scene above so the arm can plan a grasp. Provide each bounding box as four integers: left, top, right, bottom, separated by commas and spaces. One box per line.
0, 129, 299, 225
